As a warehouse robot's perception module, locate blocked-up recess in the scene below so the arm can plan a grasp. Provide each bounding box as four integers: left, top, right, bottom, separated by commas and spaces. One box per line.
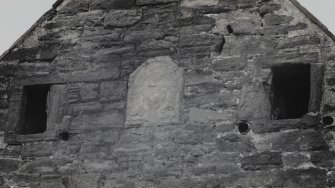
271, 64, 310, 120
125, 56, 184, 125
18, 85, 51, 135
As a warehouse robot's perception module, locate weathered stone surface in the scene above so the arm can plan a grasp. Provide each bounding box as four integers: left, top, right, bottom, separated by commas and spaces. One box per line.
252, 117, 318, 134
58, 1, 89, 15
254, 52, 319, 68
126, 56, 183, 125
79, 83, 98, 101
216, 134, 256, 153
272, 130, 329, 151
210, 56, 247, 71
189, 107, 234, 123
282, 152, 310, 167
137, 0, 179, 5
222, 36, 276, 56
71, 111, 124, 130
22, 142, 57, 157
237, 84, 271, 120
259, 3, 281, 15
263, 14, 294, 26
67, 174, 101, 188
276, 168, 327, 188
0, 159, 20, 173
90, 0, 135, 10
311, 151, 335, 170
0, 0, 335, 187
276, 35, 321, 49
100, 81, 127, 101
104, 10, 142, 27
241, 152, 283, 170
181, 0, 217, 7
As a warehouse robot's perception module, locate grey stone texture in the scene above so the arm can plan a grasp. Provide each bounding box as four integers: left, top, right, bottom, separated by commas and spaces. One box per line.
0, 0, 334, 187
126, 56, 184, 125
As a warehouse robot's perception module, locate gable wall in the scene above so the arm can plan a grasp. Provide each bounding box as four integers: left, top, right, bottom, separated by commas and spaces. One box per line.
0, 0, 335, 187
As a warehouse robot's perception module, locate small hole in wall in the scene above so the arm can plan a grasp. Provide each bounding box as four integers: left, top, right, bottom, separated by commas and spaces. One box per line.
227, 25, 234, 34
236, 121, 251, 134
59, 131, 70, 141
322, 116, 334, 126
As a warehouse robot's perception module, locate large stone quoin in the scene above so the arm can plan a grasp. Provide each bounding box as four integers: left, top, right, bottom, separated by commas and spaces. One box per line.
0, 0, 335, 187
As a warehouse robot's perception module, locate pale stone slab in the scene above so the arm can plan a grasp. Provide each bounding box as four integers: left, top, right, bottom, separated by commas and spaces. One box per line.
126, 56, 184, 125
237, 83, 271, 120
181, 0, 218, 7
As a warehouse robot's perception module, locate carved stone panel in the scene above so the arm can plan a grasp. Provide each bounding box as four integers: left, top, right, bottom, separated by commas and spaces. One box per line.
126, 56, 184, 125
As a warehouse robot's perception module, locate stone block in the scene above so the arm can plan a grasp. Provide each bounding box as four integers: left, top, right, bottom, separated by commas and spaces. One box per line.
282, 152, 310, 167
125, 56, 184, 125
137, 0, 179, 5
22, 142, 57, 157
58, 1, 89, 15
262, 22, 308, 35
259, 3, 281, 15
276, 35, 321, 49
263, 14, 294, 26
187, 91, 238, 110
210, 56, 247, 71
237, 0, 257, 9
100, 81, 127, 101
185, 82, 223, 98
311, 151, 335, 170
180, 34, 223, 50
222, 36, 276, 56
189, 107, 234, 123
90, 0, 135, 10
68, 70, 120, 82
241, 152, 283, 170
67, 173, 101, 188
0, 159, 20, 174
181, 0, 217, 7
137, 39, 177, 53
172, 130, 215, 145
254, 52, 319, 68
237, 84, 271, 120
112, 144, 151, 169
79, 84, 98, 101
229, 19, 262, 35
29, 177, 66, 188
216, 134, 257, 153
174, 16, 215, 28
272, 130, 328, 152
276, 168, 327, 188
72, 102, 103, 115
2, 47, 39, 62
252, 119, 310, 134
104, 10, 142, 27
71, 111, 124, 130
124, 29, 165, 44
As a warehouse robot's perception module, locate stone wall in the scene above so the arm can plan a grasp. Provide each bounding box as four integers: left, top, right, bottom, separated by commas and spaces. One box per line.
0, 0, 335, 187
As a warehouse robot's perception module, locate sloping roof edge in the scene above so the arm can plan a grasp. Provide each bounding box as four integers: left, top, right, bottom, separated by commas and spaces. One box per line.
0, 0, 64, 60
288, 0, 335, 41
0, 0, 334, 61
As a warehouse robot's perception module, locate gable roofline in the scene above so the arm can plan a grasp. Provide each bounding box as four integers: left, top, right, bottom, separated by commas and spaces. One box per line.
288, 0, 335, 41
1, 0, 335, 61
0, 0, 64, 61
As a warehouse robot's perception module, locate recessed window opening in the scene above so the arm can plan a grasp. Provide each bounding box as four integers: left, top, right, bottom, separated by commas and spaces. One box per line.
271, 64, 310, 120
19, 84, 51, 135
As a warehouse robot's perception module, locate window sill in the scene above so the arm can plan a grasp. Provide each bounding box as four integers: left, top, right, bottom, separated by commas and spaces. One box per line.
5, 130, 57, 145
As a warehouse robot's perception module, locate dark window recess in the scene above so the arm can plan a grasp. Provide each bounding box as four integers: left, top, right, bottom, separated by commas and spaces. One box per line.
271, 64, 310, 120
18, 85, 50, 134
